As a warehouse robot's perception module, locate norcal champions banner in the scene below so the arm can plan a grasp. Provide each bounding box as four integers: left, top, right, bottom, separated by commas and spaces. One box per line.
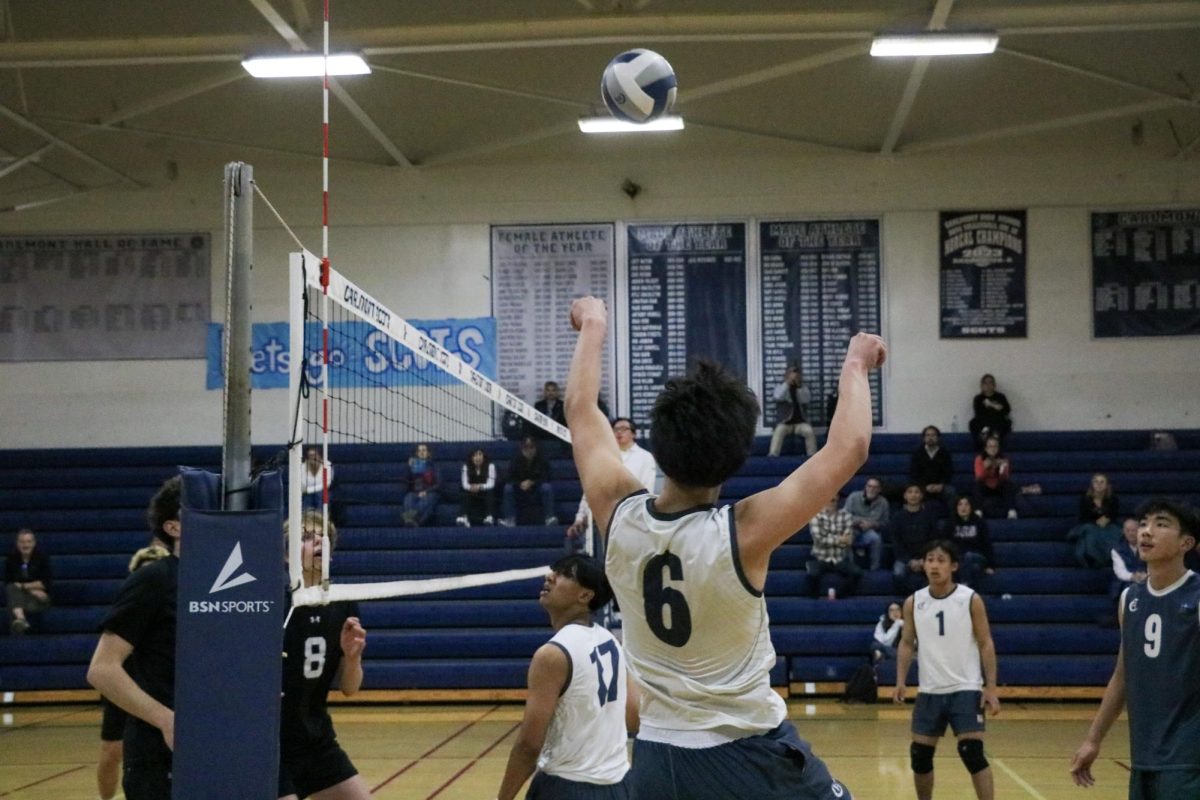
939, 211, 1027, 338
0, 233, 210, 361
1092, 209, 1200, 338
205, 317, 496, 390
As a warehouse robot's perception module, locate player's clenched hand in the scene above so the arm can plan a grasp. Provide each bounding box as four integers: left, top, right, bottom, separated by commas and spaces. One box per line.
982, 688, 1001, 716
570, 296, 607, 331
1069, 740, 1100, 787
341, 617, 366, 661
892, 685, 907, 704
845, 332, 887, 371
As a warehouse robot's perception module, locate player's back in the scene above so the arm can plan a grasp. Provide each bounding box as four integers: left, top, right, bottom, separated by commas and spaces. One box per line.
1122, 571, 1200, 770
605, 492, 784, 743
911, 584, 982, 694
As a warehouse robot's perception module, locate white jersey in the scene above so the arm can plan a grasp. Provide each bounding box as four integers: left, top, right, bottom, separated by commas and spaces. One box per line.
538, 623, 630, 785
576, 443, 658, 522
605, 493, 786, 746
912, 584, 983, 694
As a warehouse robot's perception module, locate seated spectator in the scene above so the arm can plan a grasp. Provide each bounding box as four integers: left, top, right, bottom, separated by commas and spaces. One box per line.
908, 425, 956, 513
1067, 472, 1122, 568
805, 494, 862, 600
567, 418, 657, 552
969, 373, 1012, 450
401, 443, 441, 527
4, 528, 51, 635
944, 496, 996, 589
768, 365, 817, 457
971, 435, 1019, 519
871, 602, 904, 663
501, 436, 557, 527
456, 448, 497, 527
843, 476, 888, 570
1110, 517, 1147, 601
300, 446, 333, 511
528, 381, 566, 439
887, 483, 939, 595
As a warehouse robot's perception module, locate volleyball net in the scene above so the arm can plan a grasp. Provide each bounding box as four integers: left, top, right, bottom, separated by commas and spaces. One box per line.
286, 250, 571, 605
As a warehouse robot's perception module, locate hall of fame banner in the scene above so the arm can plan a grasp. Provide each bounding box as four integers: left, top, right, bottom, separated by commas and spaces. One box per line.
0, 233, 210, 361
490, 223, 615, 408
1092, 209, 1200, 338
939, 210, 1027, 338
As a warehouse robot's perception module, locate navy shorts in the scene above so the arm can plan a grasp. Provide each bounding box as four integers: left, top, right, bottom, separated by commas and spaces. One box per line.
100, 696, 128, 743
122, 752, 172, 800
526, 771, 630, 799
911, 691, 985, 737
278, 738, 359, 798
1129, 768, 1200, 800
629, 720, 851, 800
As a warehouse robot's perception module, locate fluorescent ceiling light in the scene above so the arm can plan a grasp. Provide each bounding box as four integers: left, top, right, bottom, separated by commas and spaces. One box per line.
578, 115, 684, 134
242, 53, 371, 78
870, 32, 998, 57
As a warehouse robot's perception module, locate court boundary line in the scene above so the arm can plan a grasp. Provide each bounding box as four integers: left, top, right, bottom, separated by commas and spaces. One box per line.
992, 756, 1051, 800
1113, 759, 1131, 772
0, 764, 86, 798
370, 704, 499, 794
425, 721, 521, 799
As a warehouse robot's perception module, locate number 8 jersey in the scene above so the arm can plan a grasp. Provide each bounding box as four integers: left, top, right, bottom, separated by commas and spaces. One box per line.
281, 600, 359, 752
605, 492, 785, 744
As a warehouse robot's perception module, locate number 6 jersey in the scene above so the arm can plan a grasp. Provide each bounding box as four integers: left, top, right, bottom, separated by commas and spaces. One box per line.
281, 599, 359, 752
605, 492, 784, 745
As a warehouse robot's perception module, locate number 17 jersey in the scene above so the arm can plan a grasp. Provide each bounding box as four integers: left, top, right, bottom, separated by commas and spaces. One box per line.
605, 492, 785, 744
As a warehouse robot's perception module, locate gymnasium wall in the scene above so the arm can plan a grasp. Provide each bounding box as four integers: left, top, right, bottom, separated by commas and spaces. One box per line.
0, 144, 1196, 448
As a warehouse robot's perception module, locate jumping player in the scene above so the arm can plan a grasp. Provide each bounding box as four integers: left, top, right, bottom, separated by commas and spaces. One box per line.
893, 539, 1001, 800
564, 295, 885, 800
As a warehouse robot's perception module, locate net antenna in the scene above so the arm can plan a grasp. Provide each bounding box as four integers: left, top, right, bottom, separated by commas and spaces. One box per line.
287, 251, 571, 606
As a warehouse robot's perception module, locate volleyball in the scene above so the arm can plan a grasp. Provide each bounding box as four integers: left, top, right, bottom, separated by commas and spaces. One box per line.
600, 49, 677, 123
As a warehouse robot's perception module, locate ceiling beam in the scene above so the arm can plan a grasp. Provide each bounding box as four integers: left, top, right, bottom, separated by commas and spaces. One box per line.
879, 0, 957, 155
685, 42, 868, 104
685, 119, 870, 155
0, 102, 141, 185
419, 122, 578, 168
247, 0, 308, 51
369, 62, 589, 109
998, 46, 1199, 107
288, 0, 312, 34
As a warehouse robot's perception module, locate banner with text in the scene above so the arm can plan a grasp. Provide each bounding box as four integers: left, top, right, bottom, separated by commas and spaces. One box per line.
206, 317, 496, 390
760, 219, 883, 427
0, 233, 210, 361
491, 223, 616, 409
939, 210, 1027, 338
627, 222, 747, 427
1092, 209, 1200, 338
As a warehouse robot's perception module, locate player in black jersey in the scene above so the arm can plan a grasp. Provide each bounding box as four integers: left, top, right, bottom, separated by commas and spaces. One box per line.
278, 511, 370, 800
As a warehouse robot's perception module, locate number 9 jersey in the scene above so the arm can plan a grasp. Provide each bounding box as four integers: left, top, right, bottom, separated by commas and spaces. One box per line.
605, 492, 785, 743
281, 600, 360, 752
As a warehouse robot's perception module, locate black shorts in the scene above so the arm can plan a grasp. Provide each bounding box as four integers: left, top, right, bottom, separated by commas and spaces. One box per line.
101, 696, 129, 743
527, 771, 630, 799
1129, 768, 1200, 800
122, 751, 172, 800
278, 738, 359, 798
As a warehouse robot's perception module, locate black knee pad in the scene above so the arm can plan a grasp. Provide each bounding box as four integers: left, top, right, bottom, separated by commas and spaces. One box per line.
957, 738, 989, 774
910, 742, 935, 774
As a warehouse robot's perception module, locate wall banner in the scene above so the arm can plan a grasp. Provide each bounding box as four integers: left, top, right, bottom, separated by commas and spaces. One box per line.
939, 210, 1027, 338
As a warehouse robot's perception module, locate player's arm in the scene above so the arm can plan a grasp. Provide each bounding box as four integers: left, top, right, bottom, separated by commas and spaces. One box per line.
338, 617, 366, 696
565, 297, 643, 538
497, 644, 569, 800
1070, 597, 1128, 787
625, 671, 640, 735
88, 632, 175, 750
736, 334, 886, 584
892, 595, 917, 703
970, 593, 1001, 716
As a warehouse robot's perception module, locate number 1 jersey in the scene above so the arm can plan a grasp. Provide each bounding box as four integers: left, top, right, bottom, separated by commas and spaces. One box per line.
281, 600, 359, 752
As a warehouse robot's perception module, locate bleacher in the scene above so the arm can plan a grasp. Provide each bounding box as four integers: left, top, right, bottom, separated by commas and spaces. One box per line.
2, 430, 1197, 697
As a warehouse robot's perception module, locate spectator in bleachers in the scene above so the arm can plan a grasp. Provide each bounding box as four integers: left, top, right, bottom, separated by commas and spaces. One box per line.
1068, 472, 1122, 568
871, 601, 904, 663
806, 494, 863, 600
767, 364, 817, 457
501, 436, 558, 527
968, 373, 1012, 450
971, 436, 1019, 519
567, 418, 658, 552
909, 425, 956, 513
456, 448, 497, 527
401, 443, 441, 527
843, 476, 888, 570
945, 497, 996, 590
888, 483, 939, 595
1110, 517, 1146, 601
529, 380, 567, 439
301, 446, 333, 511
4, 528, 51, 635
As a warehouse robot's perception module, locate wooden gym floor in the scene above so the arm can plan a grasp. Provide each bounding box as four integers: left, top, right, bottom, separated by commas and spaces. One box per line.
0, 700, 1131, 799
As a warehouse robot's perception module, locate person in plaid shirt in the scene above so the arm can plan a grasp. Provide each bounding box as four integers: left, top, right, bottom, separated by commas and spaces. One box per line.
806, 494, 863, 599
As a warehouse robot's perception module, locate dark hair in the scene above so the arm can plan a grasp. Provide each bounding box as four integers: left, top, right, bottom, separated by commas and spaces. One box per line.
649, 360, 759, 488
880, 600, 902, 634
612, 417, 637, 435
923, 538, 960, 564
147, 475, 182, 547
1135, 498, 1200, 541
953, 495, 975, 520
922, 425, 941, 437
903, 482, 925, 496
981, 373, 995, 383
550, 554, 613, 611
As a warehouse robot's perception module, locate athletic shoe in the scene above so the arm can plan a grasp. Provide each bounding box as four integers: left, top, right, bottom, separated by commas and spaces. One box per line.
1007, 509, 1019, 519
455, 515, 470, 527
11, 618, 29, 635
482, 515, 494, 525
545, 516, 559, 526
499, 518, 515, 527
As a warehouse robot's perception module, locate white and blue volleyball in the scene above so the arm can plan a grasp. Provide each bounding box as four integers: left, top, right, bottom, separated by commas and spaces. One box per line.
600, 49, 677, 123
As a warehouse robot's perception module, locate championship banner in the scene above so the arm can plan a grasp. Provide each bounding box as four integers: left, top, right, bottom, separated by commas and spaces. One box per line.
759, 219, 883, 427
1092, 209, 1200, 338
206, 317, 497, 390
491, 223, 616, 411
626, 222, 747, 427
939, 210, 1027, 338
0, 233, 210, 361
